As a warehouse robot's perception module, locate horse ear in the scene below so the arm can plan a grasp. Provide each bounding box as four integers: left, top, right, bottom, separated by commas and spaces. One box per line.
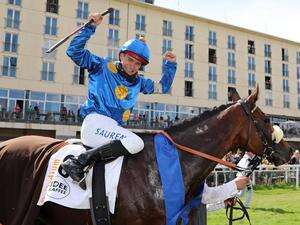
246, 84, 259, 108
228, 88, 241, 102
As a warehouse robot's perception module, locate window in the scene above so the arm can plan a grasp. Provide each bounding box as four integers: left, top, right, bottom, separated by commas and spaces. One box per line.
297, 67, 300, 79
162, 39, 172, 54
185, 62, 194, 78
8, 0, 21, 6
4, 33, 18, 53
185, 26, 194, 42
73, 65, 85, 85
109, 9, 120, 26
248, 56, 255, 71
208, 83, 217, 100
282, 48, 288, 61
248, 72, 255, 88
248, 40, 255, 54
264, 44, 271, 58
265, 76, 272, 90
228, 69, 236, 85
41, 62, 55, 81
108, 29, 119, 47
185, 44, 194, 60
209, 48, 216, 64
282, 64, 289, 77
162, 20, 172, 37
264, 60, 272, 74
209, 31, 217, 46
108, 49, 118, 61
283, 94, 290, 108
297, 52, 300, 64
228, 52, 236, 67
283, 79, 289, 93
2, 56, 17, 77
297, 81, 300, 94
77, 1, 89, 19
184, 81, 193, 97
46, 0, 59, 14
44, 17, 57, 35
6, 9, 20, 29
228, 35, 235, 50
265, 91, 273, 106
209, 66, 217, 82
136, 14, 145, 31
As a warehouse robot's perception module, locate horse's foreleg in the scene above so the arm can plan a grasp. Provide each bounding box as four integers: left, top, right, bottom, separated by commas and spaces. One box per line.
39, 203, 92, 225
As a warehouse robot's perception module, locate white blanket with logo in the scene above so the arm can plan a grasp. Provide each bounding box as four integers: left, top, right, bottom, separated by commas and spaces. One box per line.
37, 142, 123, 213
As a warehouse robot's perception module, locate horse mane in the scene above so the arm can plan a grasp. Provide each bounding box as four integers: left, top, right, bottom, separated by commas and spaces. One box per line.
166, 103, 233, 133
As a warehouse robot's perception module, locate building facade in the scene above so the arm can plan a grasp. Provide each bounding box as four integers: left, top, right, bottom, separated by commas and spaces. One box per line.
1, 0, 300, 140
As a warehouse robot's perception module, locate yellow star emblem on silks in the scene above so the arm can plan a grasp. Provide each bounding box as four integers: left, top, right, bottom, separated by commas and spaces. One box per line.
115, 85, 128, 100
122, 110, 131, 122
107, 61, 118, 73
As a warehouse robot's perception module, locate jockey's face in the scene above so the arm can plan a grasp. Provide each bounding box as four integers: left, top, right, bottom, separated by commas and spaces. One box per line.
120, 53, 142, 76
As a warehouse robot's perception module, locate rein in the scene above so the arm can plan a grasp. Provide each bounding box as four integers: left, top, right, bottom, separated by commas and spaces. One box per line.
159, 130, 245, 172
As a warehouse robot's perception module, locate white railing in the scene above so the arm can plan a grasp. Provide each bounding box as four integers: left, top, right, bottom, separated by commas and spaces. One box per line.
208, 164, 300, 188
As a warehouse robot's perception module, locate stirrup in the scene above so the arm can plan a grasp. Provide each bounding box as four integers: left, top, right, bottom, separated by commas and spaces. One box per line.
78, 165, 92, 190
78, 173, 87, 190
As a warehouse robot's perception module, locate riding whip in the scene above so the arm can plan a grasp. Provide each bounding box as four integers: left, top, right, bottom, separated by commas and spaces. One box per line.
46, 8, 114, 53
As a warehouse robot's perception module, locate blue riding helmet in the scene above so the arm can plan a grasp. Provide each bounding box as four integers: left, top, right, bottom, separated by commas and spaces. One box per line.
119, 38, 150, 65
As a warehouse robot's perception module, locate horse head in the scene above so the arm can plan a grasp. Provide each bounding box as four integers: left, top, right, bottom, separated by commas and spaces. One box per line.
229, 85, 294, 166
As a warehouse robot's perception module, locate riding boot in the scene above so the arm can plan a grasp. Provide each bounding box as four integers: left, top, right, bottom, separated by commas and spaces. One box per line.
61, 140, 131, 186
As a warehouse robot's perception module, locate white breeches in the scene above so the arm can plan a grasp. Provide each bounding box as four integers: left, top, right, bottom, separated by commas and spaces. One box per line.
81, 113, 144, 154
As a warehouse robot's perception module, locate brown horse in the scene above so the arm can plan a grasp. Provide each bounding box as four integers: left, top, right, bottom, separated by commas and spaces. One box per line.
0, 86, 293, 225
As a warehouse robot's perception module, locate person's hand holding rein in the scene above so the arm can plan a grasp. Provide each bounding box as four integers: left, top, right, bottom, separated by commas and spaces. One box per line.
234, 176, 250, 190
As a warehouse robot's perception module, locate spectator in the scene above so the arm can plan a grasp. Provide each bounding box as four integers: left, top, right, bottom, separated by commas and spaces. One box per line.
60, 106, 67, 121
12, 103, 22, 119
34, 105, 40, 120
166, 115, 172, 127
26, 105, 35, 120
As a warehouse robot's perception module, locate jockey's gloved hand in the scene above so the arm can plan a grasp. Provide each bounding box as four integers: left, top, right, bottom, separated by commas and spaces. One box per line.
88, 13, 103, 26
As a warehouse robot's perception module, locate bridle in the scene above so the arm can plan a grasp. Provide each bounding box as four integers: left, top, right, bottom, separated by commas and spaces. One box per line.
238, 99, 282, 168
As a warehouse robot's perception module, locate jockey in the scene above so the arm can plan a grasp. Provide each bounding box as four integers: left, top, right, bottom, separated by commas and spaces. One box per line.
61, 13, 177, 185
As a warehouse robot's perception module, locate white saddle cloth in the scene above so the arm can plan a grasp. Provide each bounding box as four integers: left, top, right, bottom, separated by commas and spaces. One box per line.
37, 140, 123, 213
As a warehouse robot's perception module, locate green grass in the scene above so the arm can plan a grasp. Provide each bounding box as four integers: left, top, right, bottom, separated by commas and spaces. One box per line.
207, 185, 300, 225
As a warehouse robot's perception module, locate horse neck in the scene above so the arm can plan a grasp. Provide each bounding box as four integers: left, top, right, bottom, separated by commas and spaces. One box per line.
169, 106, 246, 200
